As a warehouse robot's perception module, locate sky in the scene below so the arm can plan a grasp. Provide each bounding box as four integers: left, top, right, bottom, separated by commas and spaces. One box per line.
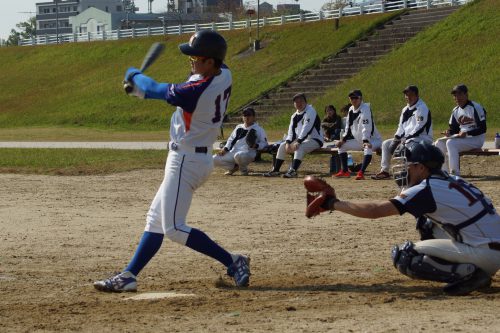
0, 0, 328, 41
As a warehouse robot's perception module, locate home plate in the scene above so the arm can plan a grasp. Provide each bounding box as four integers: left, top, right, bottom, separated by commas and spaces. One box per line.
125, 292, 196, 301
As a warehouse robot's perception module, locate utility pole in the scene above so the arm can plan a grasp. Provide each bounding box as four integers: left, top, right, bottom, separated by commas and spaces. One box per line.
254, 0, 260, 51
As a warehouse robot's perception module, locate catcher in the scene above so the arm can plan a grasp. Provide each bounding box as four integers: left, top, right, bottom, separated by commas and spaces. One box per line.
213, 107, 268, 176
304, 141, 500, 295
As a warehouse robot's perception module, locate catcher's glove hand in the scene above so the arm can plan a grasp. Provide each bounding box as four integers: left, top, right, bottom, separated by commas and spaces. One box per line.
245, 129, 258, 148
304, 176, 339, 218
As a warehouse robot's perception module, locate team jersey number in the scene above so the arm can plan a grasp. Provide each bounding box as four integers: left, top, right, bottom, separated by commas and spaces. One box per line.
212, 86, 232, 123
448, 179, 482, 206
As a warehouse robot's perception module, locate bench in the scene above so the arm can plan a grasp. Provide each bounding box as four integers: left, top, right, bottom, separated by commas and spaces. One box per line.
459, 148, 500, 156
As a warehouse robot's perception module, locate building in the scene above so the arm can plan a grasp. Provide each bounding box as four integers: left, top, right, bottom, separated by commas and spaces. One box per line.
276, 3, 300, 14
169, 0, 242, 14
35, 0, 126, 36
259, 2, 274, 16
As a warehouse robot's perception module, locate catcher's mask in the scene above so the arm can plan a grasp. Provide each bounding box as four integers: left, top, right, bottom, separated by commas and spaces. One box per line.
392, 141, 445, 189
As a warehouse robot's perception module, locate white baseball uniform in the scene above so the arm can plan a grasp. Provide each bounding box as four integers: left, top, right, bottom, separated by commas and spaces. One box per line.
380, 99, 433, 172
391, 174, 500, 276
213, 122, 267, 173
141, 66, 232, 244
275, 104, 323, 161
435, 101, 486, 175
340, 102, 382, 155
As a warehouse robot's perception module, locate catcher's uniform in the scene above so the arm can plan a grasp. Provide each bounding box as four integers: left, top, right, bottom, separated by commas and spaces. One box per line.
213, 123, 267, 173
340, 102, 382, 155
276, 104, 323, 161
435, 100, 486, 175
380, 99, 433, 172
391, 174, 500, 276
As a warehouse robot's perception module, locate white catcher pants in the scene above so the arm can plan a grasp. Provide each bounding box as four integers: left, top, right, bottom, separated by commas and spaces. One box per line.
144, 149, 213, 245
434, 134, 485, 175
276, 138, 321, 161
213, 149, 257, 172
415, 226, 500, 276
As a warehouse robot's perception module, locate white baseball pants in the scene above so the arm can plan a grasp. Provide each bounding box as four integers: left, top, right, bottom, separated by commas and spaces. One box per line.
338, 138, 381, 155
144, 149, 213, 245
434, 134, 485, 175
276, 139, 320, 161
213, 150, 257, 172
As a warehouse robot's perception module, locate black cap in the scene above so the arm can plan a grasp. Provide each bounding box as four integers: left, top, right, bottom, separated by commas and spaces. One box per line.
348, 89, 362, 98
292, 93, 307, 103
451, 84, 468, 94
403, 85, 419, 95
242, 107, 255, 116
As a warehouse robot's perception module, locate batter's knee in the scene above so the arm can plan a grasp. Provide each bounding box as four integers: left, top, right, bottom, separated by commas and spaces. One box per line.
164, 225, 191, 245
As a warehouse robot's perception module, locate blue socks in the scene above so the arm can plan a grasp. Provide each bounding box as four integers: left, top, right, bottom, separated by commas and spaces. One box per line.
361, 154, 372, 172
186, 228, 233, 267
124, 231, 164, 276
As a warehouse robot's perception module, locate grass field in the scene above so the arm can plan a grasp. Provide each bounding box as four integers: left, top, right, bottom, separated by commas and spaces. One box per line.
0, 12, 396, 131
311, 0, 500, 127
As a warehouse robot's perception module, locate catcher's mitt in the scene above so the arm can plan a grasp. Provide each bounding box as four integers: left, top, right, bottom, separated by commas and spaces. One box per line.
304, 176, 339, 218
245, 128, 258, 148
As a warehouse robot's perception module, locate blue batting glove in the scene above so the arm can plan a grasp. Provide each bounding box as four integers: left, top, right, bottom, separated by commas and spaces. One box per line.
124, 67, 142, 83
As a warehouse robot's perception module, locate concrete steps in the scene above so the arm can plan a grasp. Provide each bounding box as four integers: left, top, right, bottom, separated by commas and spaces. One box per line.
224, 5, 458, 128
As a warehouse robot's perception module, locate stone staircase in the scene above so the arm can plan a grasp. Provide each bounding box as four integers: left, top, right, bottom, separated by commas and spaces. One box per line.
224, 5, 458, 128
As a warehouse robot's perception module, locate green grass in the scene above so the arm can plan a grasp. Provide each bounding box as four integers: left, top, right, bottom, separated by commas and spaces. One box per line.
309, 0, 500, 131
0, 12, 397, 131
0, 148, 167, 175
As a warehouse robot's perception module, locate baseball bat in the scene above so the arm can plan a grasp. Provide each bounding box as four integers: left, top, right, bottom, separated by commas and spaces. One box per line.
124, 42, 165, 94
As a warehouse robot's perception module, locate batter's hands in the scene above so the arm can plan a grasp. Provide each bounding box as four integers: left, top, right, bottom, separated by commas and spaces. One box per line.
304, 176, 339, 218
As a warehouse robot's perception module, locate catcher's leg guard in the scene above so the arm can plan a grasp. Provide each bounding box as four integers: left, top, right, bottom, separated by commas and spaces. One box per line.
391, 241, 476, 283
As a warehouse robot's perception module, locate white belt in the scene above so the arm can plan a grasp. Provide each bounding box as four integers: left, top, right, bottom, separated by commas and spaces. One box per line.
168, 142, 208, 154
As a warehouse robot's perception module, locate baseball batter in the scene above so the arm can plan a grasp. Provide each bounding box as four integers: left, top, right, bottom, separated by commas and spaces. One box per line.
334, 89, 382, 180
305, 141, 500, 295
213, 107, 268, 176
264, 93, 323, 178
435, 84, 486, 176
94, 30, 250, 292
372, 85, 433, 180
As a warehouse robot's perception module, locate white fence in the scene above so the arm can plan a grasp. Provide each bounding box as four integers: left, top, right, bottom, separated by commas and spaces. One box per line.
19, 0, 470, 46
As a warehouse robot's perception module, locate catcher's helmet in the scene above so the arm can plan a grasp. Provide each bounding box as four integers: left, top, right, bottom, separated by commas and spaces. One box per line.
179, 30, 227, 61
392, 141, 444, 189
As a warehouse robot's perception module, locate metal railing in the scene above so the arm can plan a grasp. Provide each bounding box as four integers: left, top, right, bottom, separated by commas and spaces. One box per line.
19, 0, 470, 46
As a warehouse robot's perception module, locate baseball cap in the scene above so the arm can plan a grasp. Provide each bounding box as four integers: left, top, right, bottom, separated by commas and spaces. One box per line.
451, 84, 468, 94
292, 93, 307, 103
348, 89, 362, 98
403, 85, 419, 95
242, 107, 255, 116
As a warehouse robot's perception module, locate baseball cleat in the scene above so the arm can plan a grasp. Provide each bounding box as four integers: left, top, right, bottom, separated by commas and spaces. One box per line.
263, 171, 280, 177
371, 171, 391, 180
355, 171, 365, 180
443, 269, 491, 296
333, 170, 350, 178
224, 165, 239, 176
94, 271, 137, 292
227, 255, 250, 287
282, 169, 298, 178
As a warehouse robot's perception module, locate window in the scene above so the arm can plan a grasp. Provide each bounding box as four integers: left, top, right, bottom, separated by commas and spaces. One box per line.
117, 5, 122, 11
105, 6, 109, 12
53, 7, 57, 12
44, 8, 50, 13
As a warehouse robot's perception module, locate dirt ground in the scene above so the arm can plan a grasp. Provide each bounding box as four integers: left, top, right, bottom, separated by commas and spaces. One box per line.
1, 154, 500, 333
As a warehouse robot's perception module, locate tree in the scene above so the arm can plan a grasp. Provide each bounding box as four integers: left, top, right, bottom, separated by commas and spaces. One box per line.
321, 0, 349, 11
5, 16, 36, 46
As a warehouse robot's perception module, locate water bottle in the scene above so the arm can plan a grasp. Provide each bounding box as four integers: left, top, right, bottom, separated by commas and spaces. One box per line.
347, 154, 354, 168
495, 132, 500, 149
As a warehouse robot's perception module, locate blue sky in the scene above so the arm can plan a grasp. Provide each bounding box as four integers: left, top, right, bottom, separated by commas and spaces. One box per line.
0, 0, 328, 41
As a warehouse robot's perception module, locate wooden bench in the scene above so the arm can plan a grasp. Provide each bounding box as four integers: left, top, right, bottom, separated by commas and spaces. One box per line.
459, 148, 500, 156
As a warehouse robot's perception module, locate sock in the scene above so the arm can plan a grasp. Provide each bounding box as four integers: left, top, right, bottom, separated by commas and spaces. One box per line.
291, 159, 302, 171
361, 154, 373, 172
185, 228, 233, 267
339, 152, 348, 172
274, 159, 284, 172
124, 231, 164, 276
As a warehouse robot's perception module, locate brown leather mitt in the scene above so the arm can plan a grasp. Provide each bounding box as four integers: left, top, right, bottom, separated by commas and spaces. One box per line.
304, 176, 339, 218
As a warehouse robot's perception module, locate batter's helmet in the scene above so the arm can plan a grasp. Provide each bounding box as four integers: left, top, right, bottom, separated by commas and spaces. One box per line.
179, 30, 227, 61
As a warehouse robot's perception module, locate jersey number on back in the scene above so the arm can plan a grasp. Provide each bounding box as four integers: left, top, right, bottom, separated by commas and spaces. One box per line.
448, 179, 481, 206
212, 86, 232, 124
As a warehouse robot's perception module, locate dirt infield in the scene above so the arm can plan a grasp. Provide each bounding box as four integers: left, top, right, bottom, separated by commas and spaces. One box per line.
1, 154, 500, 332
